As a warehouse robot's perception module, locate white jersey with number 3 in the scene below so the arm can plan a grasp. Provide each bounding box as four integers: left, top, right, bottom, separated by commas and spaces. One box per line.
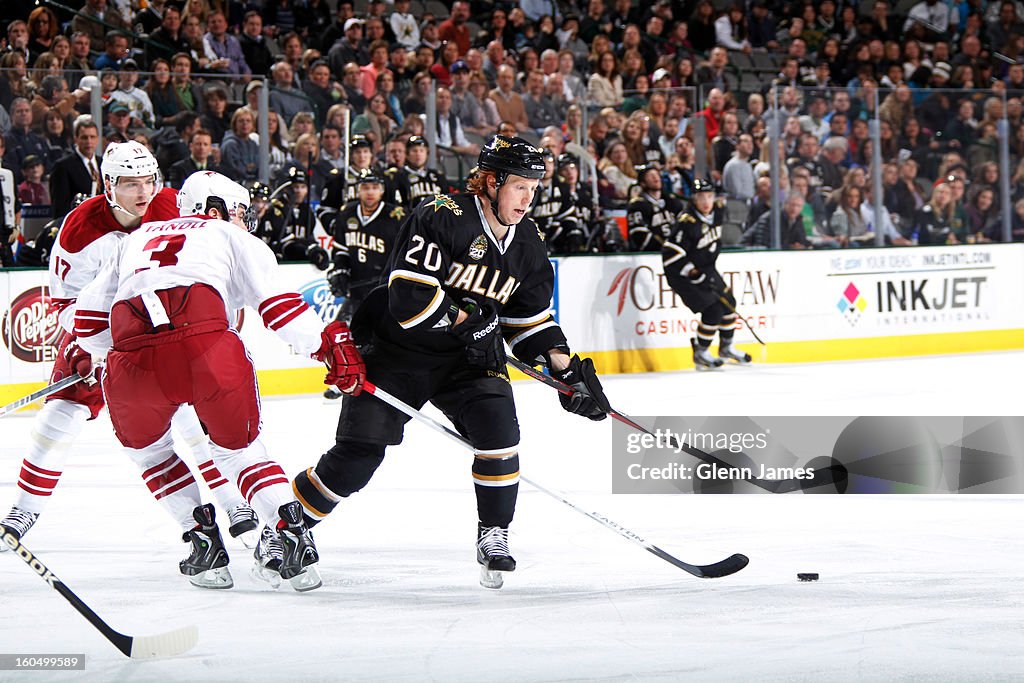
75, 215, 323, 358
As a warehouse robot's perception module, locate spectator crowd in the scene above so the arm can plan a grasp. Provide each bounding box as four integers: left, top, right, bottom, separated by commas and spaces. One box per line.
3, 0, 1024, 267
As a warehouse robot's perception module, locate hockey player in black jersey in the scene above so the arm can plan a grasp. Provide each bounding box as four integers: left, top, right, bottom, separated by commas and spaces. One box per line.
260, 167, 330, 269
662, 178, 751, 368
292, 136, 611, 588
382, 135, 450, 211
320, 135, 381, 211
532, 148, 585, 254
323, 169, 406, 399
627, 164, 684, 252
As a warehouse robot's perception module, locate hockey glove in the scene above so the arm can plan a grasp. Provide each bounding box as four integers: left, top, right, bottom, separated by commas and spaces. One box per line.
313, 321, 366, 395
551, 355, 611, 421
326, 267, 350, 298
64, 342, 97, 386
451, 298, 505, 369
306, 244, 331, 271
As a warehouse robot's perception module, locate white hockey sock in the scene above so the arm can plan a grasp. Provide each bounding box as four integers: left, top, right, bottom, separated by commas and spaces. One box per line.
11, 400, 90, 514
127, 431, 203, 532
171, 406, 248, 513
209, 438, 291, 528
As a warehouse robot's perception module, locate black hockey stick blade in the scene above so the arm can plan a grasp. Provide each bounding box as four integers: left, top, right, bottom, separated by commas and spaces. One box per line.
647, 545, 750, 578
3, 531, 198, 659
506, 358, 840, 494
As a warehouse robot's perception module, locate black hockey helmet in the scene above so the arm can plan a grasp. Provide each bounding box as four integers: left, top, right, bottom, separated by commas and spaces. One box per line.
635, 163, 661, 186
356, 168, 384, 186
557, 153, 578, 169
540, 147, 555, 161
350, 135, 372, 151
248, 180, 271, 201
287, 166, 309, 185
406, 135, 429, 150
477, 135, 546, 183
692, 177, 715, 194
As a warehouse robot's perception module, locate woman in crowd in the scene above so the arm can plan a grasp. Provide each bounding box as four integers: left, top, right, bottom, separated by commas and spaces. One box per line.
966, 185, 1000, 241
288, 111, 317, 152
403, 71, 432, 117
597, 140, 637, 205
914, 181, 959, 245
376, 71, 404, 127
27, 7, 60, 61
587, 51, 623, 109
351, 92, 397, 155
41, 107, 72, 166
146, 59, 186, 128
827, 184, 869, 247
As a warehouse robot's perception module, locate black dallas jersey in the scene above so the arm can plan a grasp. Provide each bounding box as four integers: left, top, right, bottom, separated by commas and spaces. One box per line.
662, 204, 726, 278
383, 165, 450, 210
374, 192, 567, 362
330, 200, 406, 296
628, 193, 685, 252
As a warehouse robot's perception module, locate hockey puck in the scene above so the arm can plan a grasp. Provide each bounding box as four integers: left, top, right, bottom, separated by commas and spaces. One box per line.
797, 573, 819, 582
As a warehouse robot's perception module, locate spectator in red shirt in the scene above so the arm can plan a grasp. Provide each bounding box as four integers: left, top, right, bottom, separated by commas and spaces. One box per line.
438, 1, 471, 56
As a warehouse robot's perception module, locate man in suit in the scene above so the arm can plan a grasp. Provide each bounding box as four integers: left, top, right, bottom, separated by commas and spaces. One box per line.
49, 120, 102, 220
167, 129, 222, 189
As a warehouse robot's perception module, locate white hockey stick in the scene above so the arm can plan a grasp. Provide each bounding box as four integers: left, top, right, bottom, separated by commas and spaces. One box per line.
361, 380, 748, 579
2, 530, 198, 659
0, 374, 86, 419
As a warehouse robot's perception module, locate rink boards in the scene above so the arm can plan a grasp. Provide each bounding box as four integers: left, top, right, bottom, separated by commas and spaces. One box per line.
2, 243, 1023, 402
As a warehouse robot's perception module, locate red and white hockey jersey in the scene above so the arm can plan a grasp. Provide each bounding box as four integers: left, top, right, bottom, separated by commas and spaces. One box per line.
49, 188, 179, 334
74, 214, 323, 358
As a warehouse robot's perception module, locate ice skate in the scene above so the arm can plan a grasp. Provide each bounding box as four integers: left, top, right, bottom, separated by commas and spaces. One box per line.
179, 504, 233, 589
718, 343, 752, 364
276, 501, 322, 592
251, 525, 284, 589
691, 338, 724, 369
0, 506, 40, 551
477, 524, 516, 589
226, 503, 260, 549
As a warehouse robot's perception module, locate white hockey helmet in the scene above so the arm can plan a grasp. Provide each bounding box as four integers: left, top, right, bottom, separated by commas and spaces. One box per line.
101, 141, 161, 215
178, 171, 257, 232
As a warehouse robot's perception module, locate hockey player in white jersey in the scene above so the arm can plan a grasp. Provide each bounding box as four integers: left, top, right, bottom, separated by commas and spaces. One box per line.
72, 171, 366, 591
0, 142, 261, 556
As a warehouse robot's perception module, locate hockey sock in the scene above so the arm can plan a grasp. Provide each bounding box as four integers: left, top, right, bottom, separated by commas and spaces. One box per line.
129, 432, 203, 531
12, 400, 90, 514
719, 313, 738, 345
292, 468, 343, 527
209, 438, 290, 527
171, 406, 248, 513
696, 323, 717, 349
472, 453, 520, 528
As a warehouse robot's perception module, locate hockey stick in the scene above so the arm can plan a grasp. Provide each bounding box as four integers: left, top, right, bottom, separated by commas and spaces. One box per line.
0, 373, 86, 419
2, 530, 198, 659
716, 290, 766, 346
506, 357, 839, 495
361, 379, 748, 579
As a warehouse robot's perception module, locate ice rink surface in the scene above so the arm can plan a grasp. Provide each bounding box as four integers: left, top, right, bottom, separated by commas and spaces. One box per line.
1, 351, 1023, 682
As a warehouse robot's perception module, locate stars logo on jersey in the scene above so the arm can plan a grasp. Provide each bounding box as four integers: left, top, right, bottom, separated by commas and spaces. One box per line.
347, 217, 359, 231
468, 234, 488, 260
430, 194, 463, 216
389, 206, 406, 220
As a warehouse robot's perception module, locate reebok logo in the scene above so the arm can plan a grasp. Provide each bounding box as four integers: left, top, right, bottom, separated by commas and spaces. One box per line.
472, 319, 499, 341
2, 531, 59, 587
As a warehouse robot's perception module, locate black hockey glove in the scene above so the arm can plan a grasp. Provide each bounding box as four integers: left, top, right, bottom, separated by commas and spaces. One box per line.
327, 267, 350, 297
306, 244, 330, 271
551, 355, 611, 421
451, 298, 505, 369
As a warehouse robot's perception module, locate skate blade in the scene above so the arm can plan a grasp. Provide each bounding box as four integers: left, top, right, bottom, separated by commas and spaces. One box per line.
233, 528, 260, 549
694, 362, 724, 371
289, 565, 322, 592
189, 566, 234, 590
479, 566, 505, 590
251, 563, 283, 589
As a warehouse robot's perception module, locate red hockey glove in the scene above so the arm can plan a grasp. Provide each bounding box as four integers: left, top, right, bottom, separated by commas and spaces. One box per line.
63, 342, 96, 385
313, 321, 366, 396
